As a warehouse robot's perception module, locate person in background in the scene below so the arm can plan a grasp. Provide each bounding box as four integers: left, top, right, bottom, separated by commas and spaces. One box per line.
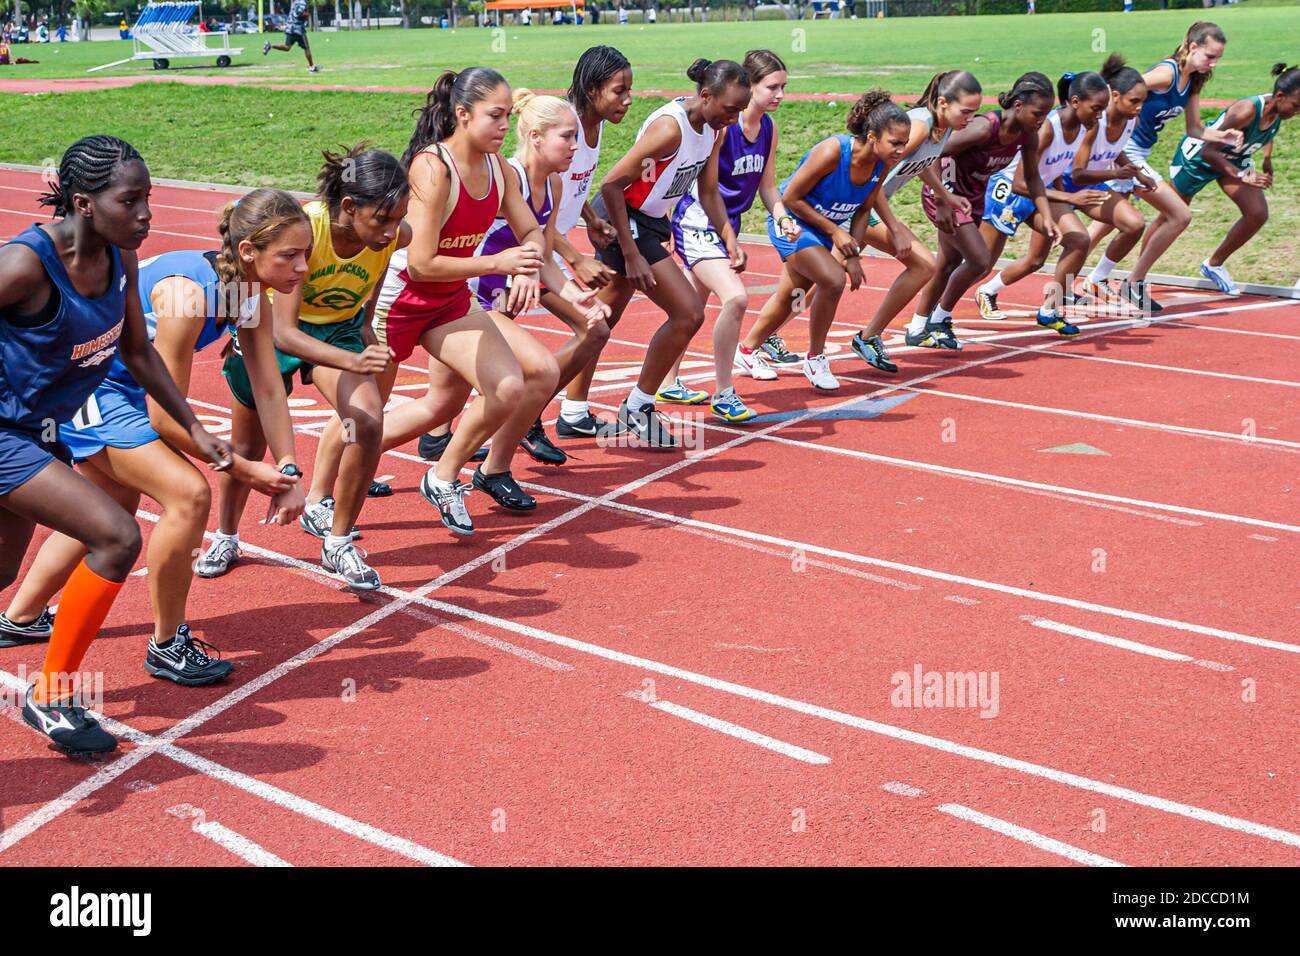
263, 0, 318, 73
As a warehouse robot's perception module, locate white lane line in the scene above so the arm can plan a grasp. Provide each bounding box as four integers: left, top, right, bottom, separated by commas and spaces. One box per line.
871, 383, 1300, 451
160, 534, 1300, 850
1023, 617, 1233, 671
881, 781, 925, 797
625, 693, 831, 765
400, 603, 573, 672
165, 806, 294, 867
1167, 321, 1300, 342
0, 670, 466, 865
935, 803, 1126, 867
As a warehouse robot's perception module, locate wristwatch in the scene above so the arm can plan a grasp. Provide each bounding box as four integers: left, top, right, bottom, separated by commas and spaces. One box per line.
279, 463, 303, 478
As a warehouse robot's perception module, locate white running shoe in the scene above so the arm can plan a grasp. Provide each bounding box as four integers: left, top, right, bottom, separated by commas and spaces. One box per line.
734, 345, 778, 381
1200, 259, 1240, 296
194, 536, 239, 578
802, 353, 839, 391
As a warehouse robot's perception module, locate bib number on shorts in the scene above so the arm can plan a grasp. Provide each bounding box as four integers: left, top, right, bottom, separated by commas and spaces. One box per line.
71, 394, 103, 431
991, 178, 1013, 203
628, 219, 639, 240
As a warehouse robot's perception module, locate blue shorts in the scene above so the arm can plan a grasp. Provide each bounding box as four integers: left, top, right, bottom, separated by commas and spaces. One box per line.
767, 214, 834, 260
58, 379, 160, 463
1060, 174, 1112, 196
982, 173, 1036, 237
0, 424, 72, 496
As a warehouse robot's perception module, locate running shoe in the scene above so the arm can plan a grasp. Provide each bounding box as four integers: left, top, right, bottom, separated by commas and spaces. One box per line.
417, 430, 489, 463
472, 466, 537, 511
321, 540, 382, 591
616, 400, 677, 449
555, 412, 608, 439
656, 379, 710, 405
1121, 278, 1163, 313
145, 624, 235, 686
976, 291, 1007, 320
929, 316, 963, 350
1201, 259, 1240, 296
261, 41, 271, 55
802, 354, 839, 391
850, 333, 898, 373
420, 472, 475, 535
367, 479, 393, 498
904, 323, 940, 348
22, 685, 116, 754
520, 419, 566, 465
1036, 309, 1081, 336
194, 536, 240, 578
307, 65, 320, 74
299, 497, 358, 541
1074, 276, 1119, 307
711, 388, 756, 423
734, 346, 778, 381
760, 335, 801, 365
0, 607, 54, 648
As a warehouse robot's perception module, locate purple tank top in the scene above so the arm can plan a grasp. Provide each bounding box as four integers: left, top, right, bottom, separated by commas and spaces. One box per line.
472, 157, 553, 311
673, 113, 773, 233
943, 111, 1031, 203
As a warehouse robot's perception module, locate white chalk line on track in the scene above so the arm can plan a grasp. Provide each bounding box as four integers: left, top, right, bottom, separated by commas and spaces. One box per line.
1022, 617, 1233, 671
935, 803, 1126, 867
623, 691, 832, 765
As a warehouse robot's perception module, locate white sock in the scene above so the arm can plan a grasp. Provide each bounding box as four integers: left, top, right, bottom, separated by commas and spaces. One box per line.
979, 273, 1006, 296
717, 385, 736, 399
560, 399, 589, 423
932, 305, 952, 324
424, 467, 450, 488
1090, 255, 1118, 283
626, 386, 655, 410
213, 530, 239, 545
907, 312, 930, 335
324, 534, 351, 552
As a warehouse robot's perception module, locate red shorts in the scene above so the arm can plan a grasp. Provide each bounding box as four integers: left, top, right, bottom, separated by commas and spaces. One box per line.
376, 282, 484, 363
921, 184, 980, 228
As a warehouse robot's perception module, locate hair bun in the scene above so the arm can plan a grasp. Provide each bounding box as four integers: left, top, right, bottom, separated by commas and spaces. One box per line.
686, 58, 712, 84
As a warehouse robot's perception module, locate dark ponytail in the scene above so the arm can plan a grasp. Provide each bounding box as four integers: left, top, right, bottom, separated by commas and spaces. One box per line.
846, 89, 907, 140
403, 67, 507, 168
38, 135, 144, 219
1273, 62, 1300, 97
687, 57, 750, 95
917, 69, 982, 115
317, 142, 408, 217
568, 45, 631, 117
997, 71, 1053, 111
1057, 70, 1109, 107
1100, 54, 1144, 95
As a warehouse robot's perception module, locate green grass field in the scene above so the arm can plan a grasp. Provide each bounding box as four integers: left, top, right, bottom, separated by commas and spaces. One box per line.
3, 7, 1297, 284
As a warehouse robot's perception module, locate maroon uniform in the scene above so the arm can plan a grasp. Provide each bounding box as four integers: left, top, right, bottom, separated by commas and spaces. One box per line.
922, 111, 1033, 226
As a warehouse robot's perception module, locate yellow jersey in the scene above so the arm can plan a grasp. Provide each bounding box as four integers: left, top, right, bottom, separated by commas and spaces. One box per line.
273, 200, 399, 325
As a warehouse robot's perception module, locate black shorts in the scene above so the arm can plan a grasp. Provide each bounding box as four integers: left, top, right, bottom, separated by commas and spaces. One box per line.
285, 29, 309, 50
590, 195, 673, 274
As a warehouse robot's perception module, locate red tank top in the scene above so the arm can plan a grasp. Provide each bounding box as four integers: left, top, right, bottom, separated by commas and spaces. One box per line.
945, 111, 1032, 201
395, 144, 502, 299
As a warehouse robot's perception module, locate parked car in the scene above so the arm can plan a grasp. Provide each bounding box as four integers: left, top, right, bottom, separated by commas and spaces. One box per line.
230, 19, 260, 33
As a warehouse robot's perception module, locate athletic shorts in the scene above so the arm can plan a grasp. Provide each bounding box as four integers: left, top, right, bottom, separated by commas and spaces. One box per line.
982, 173, 1036, 237
921, 183, 980, 228
0, 423, 71, 496
1060, 173, 1113, 195
590, 196, 673, 272
1111, 142, 1163, 194
767, 213, 836, 260
1169, 158, 1241, 198
377, 284, 484, 363
224, 311, 366, 408
59, 379, 160, 463
671, 216, 736, 269
284, 29, 309, 50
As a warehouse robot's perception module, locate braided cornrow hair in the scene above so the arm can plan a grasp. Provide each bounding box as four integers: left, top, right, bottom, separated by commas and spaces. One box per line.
38, 135, 144, 219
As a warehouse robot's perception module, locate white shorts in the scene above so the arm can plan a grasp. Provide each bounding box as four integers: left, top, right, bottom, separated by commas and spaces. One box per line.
1111, 142, 1164, 194
671, 222, 730, 269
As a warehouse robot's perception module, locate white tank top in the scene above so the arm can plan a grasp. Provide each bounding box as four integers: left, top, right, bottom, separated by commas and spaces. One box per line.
623, 97, 717, 220
883, 107, 952, 199
555, 118, 602, 235
1085, 114, 1138, 171
1004, 109, 1087, 188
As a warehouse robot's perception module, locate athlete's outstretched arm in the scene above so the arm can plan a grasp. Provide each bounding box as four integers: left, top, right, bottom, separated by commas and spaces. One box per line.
695, 129, 745, 270
498, 159, 549, 314
1190, 99, 1257, 180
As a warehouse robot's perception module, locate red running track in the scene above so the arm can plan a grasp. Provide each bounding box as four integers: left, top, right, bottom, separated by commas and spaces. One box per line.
0, 169, 1296, 866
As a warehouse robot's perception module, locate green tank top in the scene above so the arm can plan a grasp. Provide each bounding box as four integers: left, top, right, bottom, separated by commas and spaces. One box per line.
1177, 95, 1281, 171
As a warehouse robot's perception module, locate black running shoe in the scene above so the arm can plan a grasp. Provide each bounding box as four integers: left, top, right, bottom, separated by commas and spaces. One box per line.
418, 431, 489, 463
929, 316, 963, 351
0, 607, 54, 648
617, 400, 677, 449
556, 412, 617, 439
519, 419, 566, 465
472, 466, 537, 511
144, 624, 234, 687
760, 334, 802, 365
1122, 279, 1163, 313
22, 685, 116, 754
850, 333, 898, 373
367, 479, 393, 498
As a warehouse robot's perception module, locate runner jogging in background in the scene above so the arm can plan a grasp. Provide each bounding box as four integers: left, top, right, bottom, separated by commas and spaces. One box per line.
263, 0, 318, 74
